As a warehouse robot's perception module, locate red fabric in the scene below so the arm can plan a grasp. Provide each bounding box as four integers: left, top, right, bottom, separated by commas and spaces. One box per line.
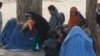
68, 7, 80, 28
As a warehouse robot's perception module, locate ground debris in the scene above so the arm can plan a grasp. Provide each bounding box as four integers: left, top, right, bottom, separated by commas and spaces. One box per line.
0, 48, 44, 56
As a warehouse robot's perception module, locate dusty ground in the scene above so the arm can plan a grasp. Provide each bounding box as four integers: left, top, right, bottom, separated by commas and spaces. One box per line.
0, 0, 99, 56
0, 48, 44, 56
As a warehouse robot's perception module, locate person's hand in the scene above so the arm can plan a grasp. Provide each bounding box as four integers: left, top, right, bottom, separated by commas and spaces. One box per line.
29, 38, 33, 40
58, 34, 64, 43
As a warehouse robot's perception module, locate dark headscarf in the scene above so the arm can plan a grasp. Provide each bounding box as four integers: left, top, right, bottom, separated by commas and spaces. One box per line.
23, 12, 50, 43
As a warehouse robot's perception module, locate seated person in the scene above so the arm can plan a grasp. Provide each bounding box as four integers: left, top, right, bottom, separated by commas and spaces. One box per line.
44, 31, 59, 56
55, 26, 67, 49
59, 26, 96, 56
0, 18, 17, 46
4, 21, 33, 51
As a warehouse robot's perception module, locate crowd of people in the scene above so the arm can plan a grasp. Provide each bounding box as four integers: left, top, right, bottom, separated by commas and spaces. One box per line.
0, 1, 100, 56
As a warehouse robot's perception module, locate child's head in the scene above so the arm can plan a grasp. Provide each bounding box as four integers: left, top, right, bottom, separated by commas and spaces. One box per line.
48, 5, 56, 15
25, 12, 33, 20
63, 25, 70, 33
0, 2, 2, 9
55, 26, 63, 35
48, 31, 56, 38
70, 7, 78, 16
78, 19, 87, 28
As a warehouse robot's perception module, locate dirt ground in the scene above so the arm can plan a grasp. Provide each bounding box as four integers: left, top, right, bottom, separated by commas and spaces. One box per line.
0, 48, 44, 56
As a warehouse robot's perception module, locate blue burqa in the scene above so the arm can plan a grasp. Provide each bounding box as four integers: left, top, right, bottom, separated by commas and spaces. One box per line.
5, 25, 32, 50
59, 26, 96, 56
0, 18, 17, 45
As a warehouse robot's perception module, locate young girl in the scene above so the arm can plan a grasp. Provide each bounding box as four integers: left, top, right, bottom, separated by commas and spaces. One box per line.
44, 31, 59, 56
68, 7, 80, 28
48, 5, 60, 31
55, 26, 66, 49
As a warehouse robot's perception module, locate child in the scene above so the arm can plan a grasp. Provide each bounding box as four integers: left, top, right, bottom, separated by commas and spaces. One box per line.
44, 31, 59, 56
48, 5, 60, 31
68, 7, 80, 28
55, 26, 67, 49
78, 19, 91, 37
63, 25, 70, 34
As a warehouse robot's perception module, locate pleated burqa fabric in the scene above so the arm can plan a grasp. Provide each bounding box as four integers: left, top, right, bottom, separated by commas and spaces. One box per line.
59, 26, 96, 56
5, 25, 32, 50
0, 18, 17, 45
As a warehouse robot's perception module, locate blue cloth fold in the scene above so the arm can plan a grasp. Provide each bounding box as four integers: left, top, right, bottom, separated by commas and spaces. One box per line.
0, 18, 17, 45
5, 25, 32, 50
59, 26, 96, 56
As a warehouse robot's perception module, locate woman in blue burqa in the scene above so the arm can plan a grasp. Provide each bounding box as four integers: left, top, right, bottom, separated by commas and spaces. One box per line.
0, 18, 17, 46
4, 21, 32, 51
59, 26, 96, 56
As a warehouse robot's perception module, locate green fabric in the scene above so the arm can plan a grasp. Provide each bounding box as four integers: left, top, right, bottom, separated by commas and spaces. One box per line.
31, 33, 42, 50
